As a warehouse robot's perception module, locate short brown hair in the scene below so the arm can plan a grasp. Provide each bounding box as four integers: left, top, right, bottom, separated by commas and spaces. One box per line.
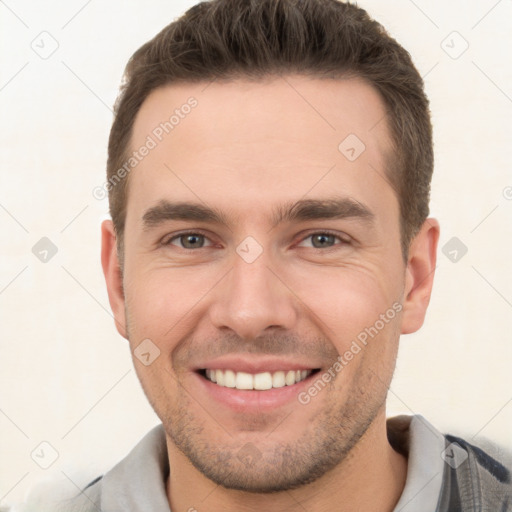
107, 0, 433, 259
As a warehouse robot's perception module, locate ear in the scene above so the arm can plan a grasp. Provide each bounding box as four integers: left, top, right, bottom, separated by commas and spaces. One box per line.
400, 218, 440, 335
101, 220, 128, 339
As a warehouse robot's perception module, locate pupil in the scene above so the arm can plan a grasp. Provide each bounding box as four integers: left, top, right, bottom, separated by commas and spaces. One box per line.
183, 235, 203, 248
313, 234, 333, 248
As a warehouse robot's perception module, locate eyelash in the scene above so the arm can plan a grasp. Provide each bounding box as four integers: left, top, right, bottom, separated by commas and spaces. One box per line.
161, 230, 351, 250
296, 230, 351, 249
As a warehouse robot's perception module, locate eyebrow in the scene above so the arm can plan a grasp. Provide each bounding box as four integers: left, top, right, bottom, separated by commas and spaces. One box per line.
142, 197, 375, 230
271, 197, 375, 227
142, 200, 230, 230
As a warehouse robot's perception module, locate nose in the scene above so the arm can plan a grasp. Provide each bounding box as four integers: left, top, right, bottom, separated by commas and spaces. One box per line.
208, 250, 298, 340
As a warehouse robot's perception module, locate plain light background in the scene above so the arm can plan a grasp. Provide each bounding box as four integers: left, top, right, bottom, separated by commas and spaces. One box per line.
1, 0, 511, 506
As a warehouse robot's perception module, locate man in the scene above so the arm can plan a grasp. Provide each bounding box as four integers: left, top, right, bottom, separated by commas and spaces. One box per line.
53, 0, 511, 510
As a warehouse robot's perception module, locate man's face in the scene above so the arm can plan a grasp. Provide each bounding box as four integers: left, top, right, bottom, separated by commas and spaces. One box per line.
104, 76, 426, 491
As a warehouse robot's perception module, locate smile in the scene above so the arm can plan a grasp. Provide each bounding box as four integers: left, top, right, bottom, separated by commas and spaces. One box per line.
201, 368, 319, 390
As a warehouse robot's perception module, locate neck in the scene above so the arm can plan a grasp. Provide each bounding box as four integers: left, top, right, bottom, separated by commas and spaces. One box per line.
166, 410, 408, 512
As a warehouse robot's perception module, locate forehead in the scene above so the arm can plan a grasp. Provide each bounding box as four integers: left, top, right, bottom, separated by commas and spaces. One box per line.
127, 76, 396, 226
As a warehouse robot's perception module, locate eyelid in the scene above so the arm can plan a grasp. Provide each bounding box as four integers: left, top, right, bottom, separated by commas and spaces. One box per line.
295, 229, 352, 247
161, 229, 215, 247
160, 229, 351, 249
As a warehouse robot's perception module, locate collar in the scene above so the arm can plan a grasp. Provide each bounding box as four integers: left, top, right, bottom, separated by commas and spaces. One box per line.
98, 414, 445, 511
389, 414, 446, 512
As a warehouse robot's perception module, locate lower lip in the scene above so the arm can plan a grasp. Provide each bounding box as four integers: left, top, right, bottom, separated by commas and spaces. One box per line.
192, 371, 319, 413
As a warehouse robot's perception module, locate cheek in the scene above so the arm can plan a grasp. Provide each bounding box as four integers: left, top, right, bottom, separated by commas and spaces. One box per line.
123, 265, 218, 345
294, 267, 403, 394
286, 263, 400, 349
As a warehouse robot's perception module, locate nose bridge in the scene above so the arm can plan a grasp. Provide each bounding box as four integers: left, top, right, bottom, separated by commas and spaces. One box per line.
209, 247, 297, 339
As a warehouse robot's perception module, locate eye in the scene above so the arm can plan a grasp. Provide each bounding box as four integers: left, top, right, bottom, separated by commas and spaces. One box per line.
297, 231, 350, 249
163, 232, 214, 249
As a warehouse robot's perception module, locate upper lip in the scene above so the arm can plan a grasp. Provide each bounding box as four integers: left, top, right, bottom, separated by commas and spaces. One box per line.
194, 356, 321, 374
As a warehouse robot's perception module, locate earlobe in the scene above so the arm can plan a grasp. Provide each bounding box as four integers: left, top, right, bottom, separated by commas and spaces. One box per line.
400, 218, 440, 335
101, 220, 128, 339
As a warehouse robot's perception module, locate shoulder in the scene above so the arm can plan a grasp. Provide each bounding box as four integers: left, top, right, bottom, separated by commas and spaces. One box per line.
20, 424, 168, 511
13, 475, 102, 512
58, 476, 103, 512
438, 433, 512, 509
387, 414, 512, 510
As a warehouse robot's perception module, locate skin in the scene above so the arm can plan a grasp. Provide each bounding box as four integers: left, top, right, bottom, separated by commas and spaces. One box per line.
102, 76, 439, 512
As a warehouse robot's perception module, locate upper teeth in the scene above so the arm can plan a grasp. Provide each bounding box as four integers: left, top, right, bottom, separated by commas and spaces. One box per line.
205, 369, 312, 390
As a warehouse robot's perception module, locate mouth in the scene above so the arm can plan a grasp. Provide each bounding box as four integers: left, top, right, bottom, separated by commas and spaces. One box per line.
191, 357, 325, 411
198, 368, 321, 390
